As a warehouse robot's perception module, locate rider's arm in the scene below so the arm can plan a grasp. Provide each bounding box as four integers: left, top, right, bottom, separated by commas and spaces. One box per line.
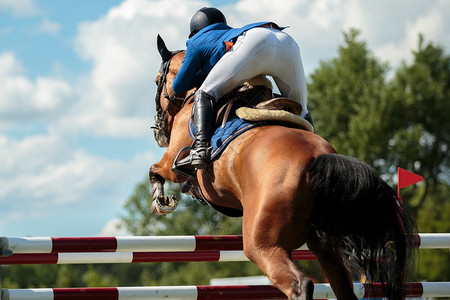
172, 47, 204, 94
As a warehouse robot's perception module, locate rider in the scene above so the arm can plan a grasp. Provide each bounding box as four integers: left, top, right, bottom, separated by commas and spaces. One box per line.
173, 7, 313, 171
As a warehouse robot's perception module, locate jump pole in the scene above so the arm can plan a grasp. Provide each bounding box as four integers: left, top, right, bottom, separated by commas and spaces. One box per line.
1, 233, 448, 254
2, 282, 450, 300
0, 250, 316, 265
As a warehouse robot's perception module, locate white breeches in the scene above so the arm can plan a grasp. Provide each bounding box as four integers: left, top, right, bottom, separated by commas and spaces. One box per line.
199, 27, 309, 117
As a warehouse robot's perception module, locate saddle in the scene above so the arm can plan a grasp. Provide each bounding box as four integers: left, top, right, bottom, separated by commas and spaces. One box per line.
215, 76, 314, 132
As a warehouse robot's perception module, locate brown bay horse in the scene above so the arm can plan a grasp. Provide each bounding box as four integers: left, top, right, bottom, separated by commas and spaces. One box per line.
149, 35, 416, 300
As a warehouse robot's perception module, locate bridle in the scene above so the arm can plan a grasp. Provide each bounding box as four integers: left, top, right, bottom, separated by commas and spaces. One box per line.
152, 51, 195, 144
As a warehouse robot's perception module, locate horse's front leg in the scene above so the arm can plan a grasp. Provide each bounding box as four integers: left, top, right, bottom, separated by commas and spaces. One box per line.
149, 108, 193, 215
149, 164, 178, 215
149, 149, 189, 215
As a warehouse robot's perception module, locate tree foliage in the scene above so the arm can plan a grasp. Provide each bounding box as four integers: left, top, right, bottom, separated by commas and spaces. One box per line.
308, 29, 390, 165
387, 35, 450, 203
308, 29, 450, 281
414, 184, 450, 281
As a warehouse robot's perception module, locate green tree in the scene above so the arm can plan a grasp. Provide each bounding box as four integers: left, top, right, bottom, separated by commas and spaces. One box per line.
384, 39, 450, 284
308, 29, 449, 282
55, 265, 84, 287
387, 35, 450, 207
0, 264, 71, 288
415, 184, 450, 280
82, 265, 119, 287
308, 28, 390, 166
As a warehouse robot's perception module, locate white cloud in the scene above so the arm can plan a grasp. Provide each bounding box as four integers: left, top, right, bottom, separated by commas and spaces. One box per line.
0, 0, 39, 17
37, 19, 60, 35
0, 52, 74, 123
340, 0, 450, 67
62, 0, 205, 138
233, 0, 303, 21
98, 218, 131, 236
0, 131, 154, 227
0, 52, 24, 76
373, 1, 449, 66
308, 0, 343, 30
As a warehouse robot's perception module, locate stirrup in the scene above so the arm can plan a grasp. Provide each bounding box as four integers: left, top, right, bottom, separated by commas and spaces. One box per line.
179, 145, 211, 168
172, 144, 211, 176
172, 146, 196, 178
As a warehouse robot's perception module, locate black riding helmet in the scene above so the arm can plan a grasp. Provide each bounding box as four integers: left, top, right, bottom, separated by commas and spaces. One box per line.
189, 7, 227, 38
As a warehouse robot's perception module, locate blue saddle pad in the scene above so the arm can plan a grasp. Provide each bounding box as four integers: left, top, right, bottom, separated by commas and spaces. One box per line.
189, 112, 258, 161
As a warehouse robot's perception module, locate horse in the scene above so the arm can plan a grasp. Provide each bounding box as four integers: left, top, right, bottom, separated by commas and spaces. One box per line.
149, 35, 416, 300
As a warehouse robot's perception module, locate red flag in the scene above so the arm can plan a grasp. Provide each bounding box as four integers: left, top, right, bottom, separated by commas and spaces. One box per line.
397, 167, 423, 199
398, 167, 423, 192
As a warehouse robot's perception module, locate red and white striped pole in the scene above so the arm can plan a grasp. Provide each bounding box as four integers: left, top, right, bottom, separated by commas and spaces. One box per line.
1, 233, 448, 254
2, 282, 450, 300
0, 250, 316, 265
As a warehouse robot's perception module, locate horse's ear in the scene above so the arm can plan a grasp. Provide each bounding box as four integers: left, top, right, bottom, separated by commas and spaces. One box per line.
157, 34, 172, 62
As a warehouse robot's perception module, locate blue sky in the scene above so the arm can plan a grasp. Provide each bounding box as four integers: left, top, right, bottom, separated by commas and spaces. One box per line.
1, 0, 449, 237
1, 1, 118, 76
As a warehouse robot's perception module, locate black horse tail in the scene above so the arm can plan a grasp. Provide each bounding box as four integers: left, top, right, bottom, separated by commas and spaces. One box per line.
305, 153, 417, 300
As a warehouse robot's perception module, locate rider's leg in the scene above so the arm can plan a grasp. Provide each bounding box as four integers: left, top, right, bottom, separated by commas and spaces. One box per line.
202, 27, 313, 127
176, 89, 214, 170
266, 29, 314, 129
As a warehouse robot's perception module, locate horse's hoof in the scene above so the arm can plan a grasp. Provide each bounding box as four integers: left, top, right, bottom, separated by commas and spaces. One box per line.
151, 195, 178, 215
299, 279, 314, 300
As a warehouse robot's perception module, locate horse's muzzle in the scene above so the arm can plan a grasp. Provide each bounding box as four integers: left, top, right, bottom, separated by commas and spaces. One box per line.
153, 127, 170, 148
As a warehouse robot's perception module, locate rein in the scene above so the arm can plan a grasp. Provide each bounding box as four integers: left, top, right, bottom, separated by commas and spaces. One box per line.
152, 51, 194, 142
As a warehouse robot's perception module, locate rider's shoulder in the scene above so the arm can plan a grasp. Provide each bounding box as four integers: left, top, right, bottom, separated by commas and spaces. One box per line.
188, 23, 232, 42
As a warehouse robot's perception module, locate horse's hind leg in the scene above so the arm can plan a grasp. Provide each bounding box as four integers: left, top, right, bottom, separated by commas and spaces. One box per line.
242, 197, 313, 300
307, 232, 358, 300
244, 244, 313, 300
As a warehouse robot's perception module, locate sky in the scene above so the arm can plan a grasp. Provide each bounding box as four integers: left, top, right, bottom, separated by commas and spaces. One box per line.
1, 0, 449, 238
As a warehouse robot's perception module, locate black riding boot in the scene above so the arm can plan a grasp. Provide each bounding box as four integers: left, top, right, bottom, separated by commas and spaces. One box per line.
176, 90, 214, 170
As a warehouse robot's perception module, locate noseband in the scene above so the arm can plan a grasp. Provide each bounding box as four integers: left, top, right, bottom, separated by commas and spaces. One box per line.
152, 51, 194, 144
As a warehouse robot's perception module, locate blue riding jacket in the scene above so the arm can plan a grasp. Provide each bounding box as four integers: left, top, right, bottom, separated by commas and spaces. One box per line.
172, 21, 275, 95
